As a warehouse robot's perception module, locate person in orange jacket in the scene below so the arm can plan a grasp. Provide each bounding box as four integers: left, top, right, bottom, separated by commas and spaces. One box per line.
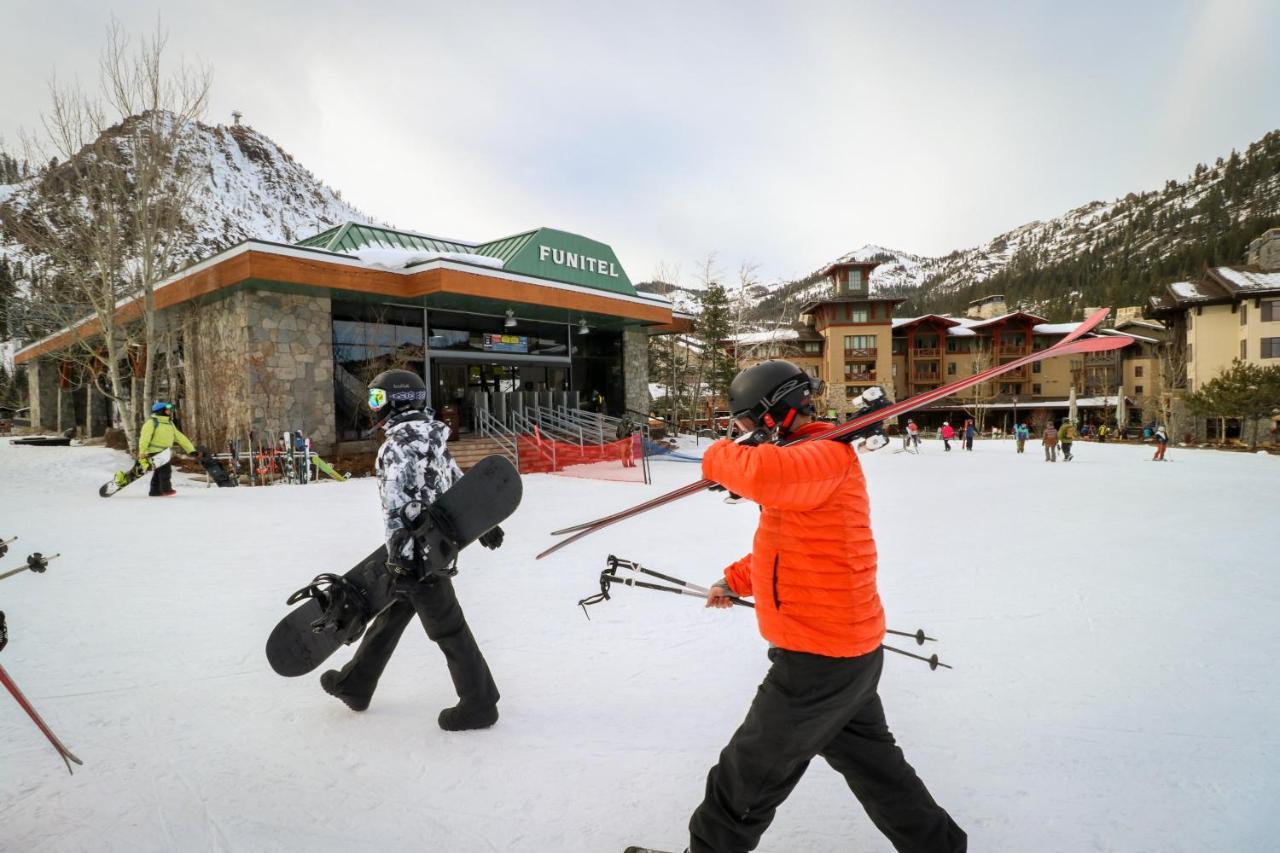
689, 360, 965, 853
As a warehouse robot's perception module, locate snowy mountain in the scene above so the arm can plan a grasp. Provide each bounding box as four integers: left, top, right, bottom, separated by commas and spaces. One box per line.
0, 113, 375, 321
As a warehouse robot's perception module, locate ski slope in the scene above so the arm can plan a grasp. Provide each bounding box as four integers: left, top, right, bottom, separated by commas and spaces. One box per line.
0, 437, 1276, 852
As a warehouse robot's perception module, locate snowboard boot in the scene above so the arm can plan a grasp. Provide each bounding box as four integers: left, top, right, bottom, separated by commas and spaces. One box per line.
320, 669, 371, 712
438, 702, 498, 731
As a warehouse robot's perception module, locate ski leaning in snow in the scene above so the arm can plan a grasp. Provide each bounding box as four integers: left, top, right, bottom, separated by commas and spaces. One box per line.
0, 663, 84, 775
538, 308, 1128, 559
265, 454, 522, 677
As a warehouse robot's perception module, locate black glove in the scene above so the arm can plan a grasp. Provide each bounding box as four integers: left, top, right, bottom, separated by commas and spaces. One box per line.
479, 526, 504, 550
385, 529, 419, 577
0, 610, 7, 653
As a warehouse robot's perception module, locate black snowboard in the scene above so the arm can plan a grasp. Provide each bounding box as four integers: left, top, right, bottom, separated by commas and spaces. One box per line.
265, 454, 522, 677
98, 462, 147, 498
196, 445, 236, 487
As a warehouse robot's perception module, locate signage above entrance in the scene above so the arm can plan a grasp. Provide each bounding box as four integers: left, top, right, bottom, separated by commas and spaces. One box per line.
483, 333, 529, 354
503, 228, 636, 296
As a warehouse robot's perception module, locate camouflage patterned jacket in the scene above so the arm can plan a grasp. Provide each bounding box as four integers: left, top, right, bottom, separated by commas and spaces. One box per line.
376, 410, 463, 562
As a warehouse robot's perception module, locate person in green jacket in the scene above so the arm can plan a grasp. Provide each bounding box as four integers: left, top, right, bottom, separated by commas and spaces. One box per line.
137, 402, 196, 496
1059, 419, 1079, 461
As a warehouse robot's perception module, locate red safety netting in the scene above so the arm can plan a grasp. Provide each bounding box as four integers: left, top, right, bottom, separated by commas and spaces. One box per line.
518, 429, 645, 482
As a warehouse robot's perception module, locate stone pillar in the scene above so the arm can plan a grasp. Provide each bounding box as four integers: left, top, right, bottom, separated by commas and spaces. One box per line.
26, 358, 59, 431
244, 290, 336, 453
624, 327, 650, 417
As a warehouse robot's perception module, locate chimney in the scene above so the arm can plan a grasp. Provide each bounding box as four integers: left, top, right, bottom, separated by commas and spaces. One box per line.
1247, 227, 1280, 270
231, 110, 243, 126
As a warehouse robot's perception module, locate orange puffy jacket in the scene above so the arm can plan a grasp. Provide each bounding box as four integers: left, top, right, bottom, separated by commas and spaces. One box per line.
703, 421, 885, 657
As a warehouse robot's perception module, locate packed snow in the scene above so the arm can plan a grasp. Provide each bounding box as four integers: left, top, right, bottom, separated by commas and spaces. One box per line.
352, 248, 506, 271
1, 437, 1277, 852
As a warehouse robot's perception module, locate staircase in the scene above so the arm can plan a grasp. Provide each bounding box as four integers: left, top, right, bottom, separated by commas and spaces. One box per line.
448, 435, 514, 471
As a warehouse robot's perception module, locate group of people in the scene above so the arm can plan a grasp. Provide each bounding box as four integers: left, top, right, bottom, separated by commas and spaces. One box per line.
332, 362, 965, 852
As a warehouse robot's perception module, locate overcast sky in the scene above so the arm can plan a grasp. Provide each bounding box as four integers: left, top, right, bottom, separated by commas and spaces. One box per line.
4, 1, 1278, 284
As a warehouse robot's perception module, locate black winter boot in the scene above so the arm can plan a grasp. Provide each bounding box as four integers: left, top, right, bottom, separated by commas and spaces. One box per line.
321, 669, 371, 712
438, 702, 498, 731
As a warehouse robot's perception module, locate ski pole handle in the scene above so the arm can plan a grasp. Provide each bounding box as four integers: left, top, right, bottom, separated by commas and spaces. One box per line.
0, 536, 15, 559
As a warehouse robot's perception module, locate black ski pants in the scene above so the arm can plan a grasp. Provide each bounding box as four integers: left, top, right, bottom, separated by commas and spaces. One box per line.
148, 462, 173, 496
689, 647, 965, 853
328, 575, 499, 709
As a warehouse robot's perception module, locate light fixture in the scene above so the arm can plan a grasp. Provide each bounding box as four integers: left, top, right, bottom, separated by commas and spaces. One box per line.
504, 309, 517, 329
577, 317, 590, 335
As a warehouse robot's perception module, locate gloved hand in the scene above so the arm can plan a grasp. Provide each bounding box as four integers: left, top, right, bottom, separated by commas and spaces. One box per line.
0, 610, 8, 653
478, 526, 504, 550
385, 529, 419, 577
861, 433, 889, 452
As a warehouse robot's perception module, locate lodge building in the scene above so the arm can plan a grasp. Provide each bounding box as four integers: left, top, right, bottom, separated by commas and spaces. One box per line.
15, 223, 692, 453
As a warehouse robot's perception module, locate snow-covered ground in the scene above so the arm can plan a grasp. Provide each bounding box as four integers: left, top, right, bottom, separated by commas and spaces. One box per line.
0, 437, 1276, 852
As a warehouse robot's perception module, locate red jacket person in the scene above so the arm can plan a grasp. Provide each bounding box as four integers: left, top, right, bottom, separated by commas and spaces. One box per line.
689, 360, 966, 853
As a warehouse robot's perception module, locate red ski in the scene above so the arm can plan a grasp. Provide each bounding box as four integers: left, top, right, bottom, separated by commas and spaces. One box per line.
0, 662, 84, 774
539, 308, 1127, 559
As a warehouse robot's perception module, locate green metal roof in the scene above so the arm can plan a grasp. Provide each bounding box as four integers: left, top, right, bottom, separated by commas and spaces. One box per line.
293, 223, 635, 296
473, 230, 537, 264
295, 222, 474, 255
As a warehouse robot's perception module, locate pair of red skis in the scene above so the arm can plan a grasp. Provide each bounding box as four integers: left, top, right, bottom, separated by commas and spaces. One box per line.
539, 307, 1128, 559
0, 663, 83, 774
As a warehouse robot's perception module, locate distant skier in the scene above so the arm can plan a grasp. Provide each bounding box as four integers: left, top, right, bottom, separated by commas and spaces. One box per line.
940, 421, 955, 451
1059, 420, 1078, 461
1152, 424, 1169, 461
135, 402, 196, 497
963, 420, 975, 451
905, 419, 921, 451
320, 369, 503, 731
689, 360, 966, 853
1014, 422, 1029, 454
1042, 421, 1059, 462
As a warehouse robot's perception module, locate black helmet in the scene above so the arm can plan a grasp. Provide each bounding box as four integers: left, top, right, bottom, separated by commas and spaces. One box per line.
367, 369, 427, 422
728, 360, 821, 432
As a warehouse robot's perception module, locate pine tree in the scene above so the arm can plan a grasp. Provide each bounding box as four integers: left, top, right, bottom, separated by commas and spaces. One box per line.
697, 280, 735, 403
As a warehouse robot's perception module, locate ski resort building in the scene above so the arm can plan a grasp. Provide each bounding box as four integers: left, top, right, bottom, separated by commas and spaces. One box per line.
734, 257, 1162, 431
15, 223, 693, 455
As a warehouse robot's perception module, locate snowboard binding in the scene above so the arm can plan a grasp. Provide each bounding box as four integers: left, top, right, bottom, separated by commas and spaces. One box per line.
286, 573, 372, 645
397, 501, 463, 579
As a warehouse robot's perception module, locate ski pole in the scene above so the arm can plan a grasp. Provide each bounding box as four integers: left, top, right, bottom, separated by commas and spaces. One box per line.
886, 628, 936, 645
0, 552, 59, 583
0, 662, 84, 775
0, 535, 15, 559
881, 644, 951, 670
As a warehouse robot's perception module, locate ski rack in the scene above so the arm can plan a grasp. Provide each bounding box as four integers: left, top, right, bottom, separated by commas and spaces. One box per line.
582, 556, 950, 671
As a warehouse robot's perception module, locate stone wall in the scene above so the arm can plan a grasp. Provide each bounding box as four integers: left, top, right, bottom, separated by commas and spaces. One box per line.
26, 358, 58, 431
623, 327, 650, 416
185, 288, 335, 453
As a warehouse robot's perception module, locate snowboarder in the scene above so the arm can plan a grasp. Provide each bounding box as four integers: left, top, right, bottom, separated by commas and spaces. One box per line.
135, 402, 197, 496
1014, 422, 1029, 454
940, 421, 954, 451
689, 360, 966, 853
319, 369, 503, 731
1059, 420, 1078, 461
963, 420, 975, 451
1042, 421, 1059, 462
1153, 424, 1169, 461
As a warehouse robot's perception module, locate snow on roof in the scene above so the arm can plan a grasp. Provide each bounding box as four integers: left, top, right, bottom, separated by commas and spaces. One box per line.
354, 247, 504, 270
1032, 322, 1083, 335
1169, 281, 1206, 300
1217, 268, 1280, 291
725, 329, 800, 344
1100, 328, 1158, 344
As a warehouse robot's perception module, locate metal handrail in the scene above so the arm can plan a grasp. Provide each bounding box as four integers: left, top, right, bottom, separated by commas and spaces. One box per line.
475, 407, 520, 473
528, 406, 583, 445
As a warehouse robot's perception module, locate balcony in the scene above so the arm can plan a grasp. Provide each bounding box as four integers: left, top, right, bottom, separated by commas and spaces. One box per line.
912, 372, 941, 382
844, 372, 877, 383
998, 365, 1028, 379
911, 347, 941, 357
843, 347, 878, 359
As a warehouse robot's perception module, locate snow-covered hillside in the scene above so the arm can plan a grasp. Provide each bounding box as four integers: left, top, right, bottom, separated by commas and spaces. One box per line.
0, 114, 375, 289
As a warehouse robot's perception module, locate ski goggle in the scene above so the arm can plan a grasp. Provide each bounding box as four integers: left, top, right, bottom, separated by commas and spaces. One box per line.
367, 388, 388, 410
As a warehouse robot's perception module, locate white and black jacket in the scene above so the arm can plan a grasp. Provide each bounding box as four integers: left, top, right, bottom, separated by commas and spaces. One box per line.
376, 410, 464, 562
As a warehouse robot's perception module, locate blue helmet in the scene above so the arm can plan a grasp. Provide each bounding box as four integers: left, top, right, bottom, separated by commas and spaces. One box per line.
152, 401, 174, 414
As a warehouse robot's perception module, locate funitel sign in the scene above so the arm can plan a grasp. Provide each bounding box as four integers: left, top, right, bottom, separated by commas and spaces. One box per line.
537, 245, 622, 278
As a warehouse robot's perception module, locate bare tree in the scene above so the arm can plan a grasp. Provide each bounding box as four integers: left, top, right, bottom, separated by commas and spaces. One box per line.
9, 18, 210, 451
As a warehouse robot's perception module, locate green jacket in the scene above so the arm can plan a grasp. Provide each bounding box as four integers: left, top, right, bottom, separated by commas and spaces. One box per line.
138, 415, 195, 461
1059, 423, 1079, 442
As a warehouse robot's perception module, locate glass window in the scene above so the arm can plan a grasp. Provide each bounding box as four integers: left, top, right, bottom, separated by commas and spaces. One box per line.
1241, 303, 1248, 325
1135, 366, 1144, 377
947, 362, 956, 375
1032, 383, 1041, 394
850, 307, 868, 323
1241, 340, 1247, 360
1262, 338, 1280, 358
848, 270, 863, 292
1135, 385, 1144, 395
1032, 362, 1041, 374
1264, 300, 1280, 322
